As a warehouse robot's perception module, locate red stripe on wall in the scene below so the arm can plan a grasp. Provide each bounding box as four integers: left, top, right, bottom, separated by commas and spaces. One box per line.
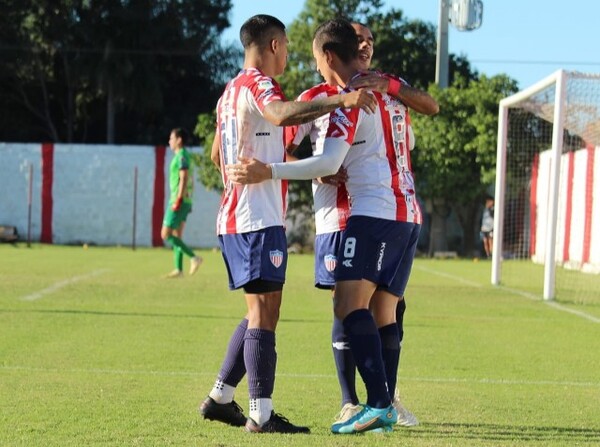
529, 153, 539, 257
152, 145, 166, 246
562, 151, 575, 262
40, 143, 54, 243
582, 145, 595, 263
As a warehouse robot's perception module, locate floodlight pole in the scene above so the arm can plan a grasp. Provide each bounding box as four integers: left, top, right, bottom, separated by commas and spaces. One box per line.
436, 0, 450, 88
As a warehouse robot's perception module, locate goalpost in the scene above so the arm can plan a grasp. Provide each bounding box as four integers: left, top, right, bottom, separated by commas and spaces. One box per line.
492, 70, 600, 302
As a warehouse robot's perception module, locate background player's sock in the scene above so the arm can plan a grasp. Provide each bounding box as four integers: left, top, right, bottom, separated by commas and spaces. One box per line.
167, 235, 195, 259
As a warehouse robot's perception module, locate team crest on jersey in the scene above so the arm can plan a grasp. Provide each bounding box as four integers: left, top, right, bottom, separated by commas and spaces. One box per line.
324, 254, 337, 272
269, 250, 284, 268
258, 80, 274, 90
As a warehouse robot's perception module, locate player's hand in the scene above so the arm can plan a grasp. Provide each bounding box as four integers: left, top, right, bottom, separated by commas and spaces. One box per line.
171, 197, 182, 211
225, 156, 272, 184
342, 89, 376, 114
347, 72, 389, 94
318, 166, 348, 186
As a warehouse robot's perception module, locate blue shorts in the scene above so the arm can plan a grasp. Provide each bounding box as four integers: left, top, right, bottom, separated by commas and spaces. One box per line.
335, 216, 421, 297
218, 226, 287, 290
314, 231, 343, 290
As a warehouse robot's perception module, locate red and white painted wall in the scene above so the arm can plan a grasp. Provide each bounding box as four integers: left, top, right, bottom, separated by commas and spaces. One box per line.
530, 145, 600, 273
0, 143, 221, 247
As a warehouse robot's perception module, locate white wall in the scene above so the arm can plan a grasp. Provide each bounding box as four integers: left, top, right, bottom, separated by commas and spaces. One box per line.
0, 143, 221, 248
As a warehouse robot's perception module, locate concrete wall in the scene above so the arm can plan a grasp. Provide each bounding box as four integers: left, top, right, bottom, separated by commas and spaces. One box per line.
0, 143, 221, 248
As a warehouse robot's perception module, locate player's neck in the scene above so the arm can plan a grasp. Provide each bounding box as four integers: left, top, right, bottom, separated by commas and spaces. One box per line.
334, 66, 360, 89
243, 51, 277, 78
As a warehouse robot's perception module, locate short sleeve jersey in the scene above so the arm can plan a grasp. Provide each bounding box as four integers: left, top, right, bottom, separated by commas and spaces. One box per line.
285, 83, 350, 235
169, 148, 193, 204
323, 72, 422, 224
215, 68, 288, 235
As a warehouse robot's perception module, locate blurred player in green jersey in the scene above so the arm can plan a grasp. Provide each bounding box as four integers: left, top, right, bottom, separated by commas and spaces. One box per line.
161, 128, 202, 278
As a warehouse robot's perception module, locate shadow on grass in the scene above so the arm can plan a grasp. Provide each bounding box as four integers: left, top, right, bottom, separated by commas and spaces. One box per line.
413, 422, 600, 443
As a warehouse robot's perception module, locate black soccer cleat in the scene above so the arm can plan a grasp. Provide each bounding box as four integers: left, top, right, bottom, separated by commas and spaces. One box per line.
245, 411, 310, 434
199, 396, 247, 427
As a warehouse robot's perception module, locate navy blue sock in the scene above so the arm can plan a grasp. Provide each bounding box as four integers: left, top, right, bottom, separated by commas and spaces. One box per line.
332, 316, 358, 406
342, 309, 390, 408
217, 318, 248, 386
379, 323, 400, 397
244, 328, 277, 399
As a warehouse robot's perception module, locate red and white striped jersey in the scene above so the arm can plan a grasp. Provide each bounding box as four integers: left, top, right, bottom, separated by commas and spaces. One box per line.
324, 73, 422, 224
285, 83, 350, 235
215, 68, 288, 235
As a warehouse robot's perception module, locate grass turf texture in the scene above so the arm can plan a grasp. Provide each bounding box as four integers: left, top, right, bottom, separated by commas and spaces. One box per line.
1, 244, 599, 446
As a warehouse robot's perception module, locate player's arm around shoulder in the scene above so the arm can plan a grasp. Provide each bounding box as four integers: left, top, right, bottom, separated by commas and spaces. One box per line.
348, 71, 439, 116
262, 90, 376, 127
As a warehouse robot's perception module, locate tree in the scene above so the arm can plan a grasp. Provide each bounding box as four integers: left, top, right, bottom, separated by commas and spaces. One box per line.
0, 0, 239, 144
411, 74, 518, 256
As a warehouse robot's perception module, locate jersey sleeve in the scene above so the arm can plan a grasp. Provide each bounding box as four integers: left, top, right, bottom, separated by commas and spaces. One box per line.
324, 106, 361, 146
177, 152, 189, 170
251, 76, 286, 112
284, 121, 312, 148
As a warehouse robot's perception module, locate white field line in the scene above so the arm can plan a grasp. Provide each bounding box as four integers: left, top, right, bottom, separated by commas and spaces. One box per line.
414, 265, 600, 324
20, 269, 110, 302
1, 365, 599, 388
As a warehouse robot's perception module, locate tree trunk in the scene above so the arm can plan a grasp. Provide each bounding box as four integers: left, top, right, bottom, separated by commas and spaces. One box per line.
427, 198, 450, 256
106, 81, 115, 144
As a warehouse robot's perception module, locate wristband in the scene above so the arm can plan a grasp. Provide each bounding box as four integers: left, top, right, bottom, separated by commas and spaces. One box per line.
387, 78, 402, 97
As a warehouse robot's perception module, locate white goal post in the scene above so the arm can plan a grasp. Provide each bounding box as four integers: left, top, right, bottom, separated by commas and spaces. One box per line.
492, 70, 600, 301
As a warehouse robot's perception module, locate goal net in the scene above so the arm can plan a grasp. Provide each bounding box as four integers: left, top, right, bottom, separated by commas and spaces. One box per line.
493, 70, 600, 304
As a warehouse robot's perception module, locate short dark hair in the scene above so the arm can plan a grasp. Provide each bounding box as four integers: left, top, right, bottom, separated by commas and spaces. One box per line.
171, 128, 189, 145
240, 14, 286, 50
313, 19, 358, 64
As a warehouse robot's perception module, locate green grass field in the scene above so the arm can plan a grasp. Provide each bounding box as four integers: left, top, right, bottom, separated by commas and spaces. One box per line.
1, 244, 599, 446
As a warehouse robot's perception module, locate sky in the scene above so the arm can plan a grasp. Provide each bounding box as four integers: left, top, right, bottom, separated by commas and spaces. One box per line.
221, 0, 600, 90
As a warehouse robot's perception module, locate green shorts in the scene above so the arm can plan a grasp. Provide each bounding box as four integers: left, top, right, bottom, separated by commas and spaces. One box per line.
163, 202, 192, 229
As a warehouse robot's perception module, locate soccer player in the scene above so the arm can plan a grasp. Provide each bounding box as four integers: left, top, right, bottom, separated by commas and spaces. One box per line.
283, 21, 438, 427
226, 18, 430, 434
161, 128, 202, 278
198, 14, 377, 434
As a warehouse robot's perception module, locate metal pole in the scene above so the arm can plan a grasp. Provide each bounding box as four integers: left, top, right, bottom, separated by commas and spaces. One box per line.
436, 0, 450, 88
27, 163, 33, 248
543, 70, 567, 301
491, 103, 508, 285
132, 166, 138, 251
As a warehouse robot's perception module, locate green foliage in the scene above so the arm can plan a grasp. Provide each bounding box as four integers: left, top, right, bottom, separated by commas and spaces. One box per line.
193, 112, 222, 192
412, 74, 518, 253
413, 74, 518, 204
0, 0, 239, 143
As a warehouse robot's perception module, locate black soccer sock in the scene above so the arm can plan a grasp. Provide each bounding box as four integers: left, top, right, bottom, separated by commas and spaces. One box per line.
379, 323, 400, 397
244, 328, 277, 399
343, 309, 390, 408
217, 318, 248, 387
332, 316, 358, 406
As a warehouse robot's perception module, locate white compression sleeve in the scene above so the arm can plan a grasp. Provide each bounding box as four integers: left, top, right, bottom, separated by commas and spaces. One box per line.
270, 138, 350, 180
